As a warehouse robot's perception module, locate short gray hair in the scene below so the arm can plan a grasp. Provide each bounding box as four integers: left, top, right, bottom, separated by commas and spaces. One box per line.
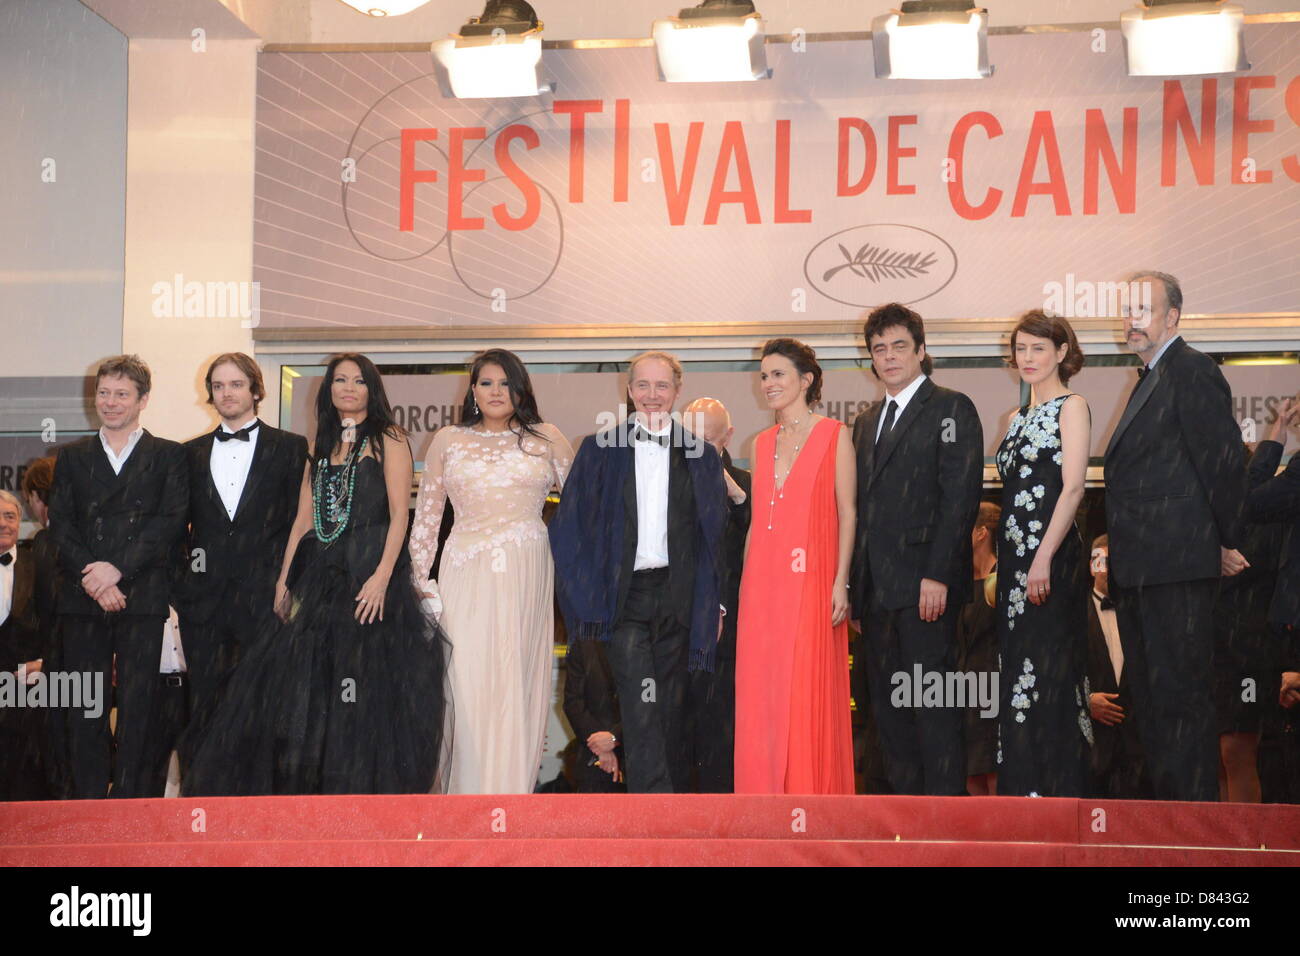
627, 350, 683, 388
0, 489, 22, 515
1128, 271, 1183, 317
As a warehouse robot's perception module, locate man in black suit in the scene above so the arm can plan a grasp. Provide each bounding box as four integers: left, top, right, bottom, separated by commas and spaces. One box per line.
1103, 272, 1247, 802
550, 351, 726, 794
682, 397, 751, 792
850, 303, 984, 796
0, 490, 54, 800
562, 637, 626, 793
176, 353, 307, 768
1084, 534, 1148, 800
1245, 398, 1300, 796
48, 355, 188, 798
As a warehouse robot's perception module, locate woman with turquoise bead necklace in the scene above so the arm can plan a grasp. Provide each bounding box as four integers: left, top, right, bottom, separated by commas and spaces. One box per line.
184, 354, 452, 795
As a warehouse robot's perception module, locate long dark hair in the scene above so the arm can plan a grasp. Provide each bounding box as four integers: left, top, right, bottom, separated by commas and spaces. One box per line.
314, 352, 405, 464
459, 348, 547, 450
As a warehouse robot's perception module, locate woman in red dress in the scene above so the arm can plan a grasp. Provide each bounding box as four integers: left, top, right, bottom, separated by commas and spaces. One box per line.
735, 339, 857, 794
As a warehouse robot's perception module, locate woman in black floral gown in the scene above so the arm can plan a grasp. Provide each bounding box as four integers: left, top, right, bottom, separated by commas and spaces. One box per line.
995, 312, 1093, 797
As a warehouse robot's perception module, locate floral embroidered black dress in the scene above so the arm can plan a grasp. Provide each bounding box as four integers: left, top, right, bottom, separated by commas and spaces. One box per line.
995, 394, 1092, 797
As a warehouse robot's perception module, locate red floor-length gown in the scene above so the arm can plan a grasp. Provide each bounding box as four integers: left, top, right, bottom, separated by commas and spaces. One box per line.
734, 417, 854, 794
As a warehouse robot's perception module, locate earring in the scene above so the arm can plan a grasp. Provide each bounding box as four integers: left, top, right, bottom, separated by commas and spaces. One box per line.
473, 398, 479, 415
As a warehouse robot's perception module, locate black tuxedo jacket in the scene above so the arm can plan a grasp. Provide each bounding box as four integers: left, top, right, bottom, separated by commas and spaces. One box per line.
0, 541, 45, 670
850, 377, 984, 617
177, 421, 308, 623
562, 638, 624, 744
1085, 593, 1141, 774
48, 431, 188, 618
1103, 337, 1244, 589
1246, 439, 1300, 629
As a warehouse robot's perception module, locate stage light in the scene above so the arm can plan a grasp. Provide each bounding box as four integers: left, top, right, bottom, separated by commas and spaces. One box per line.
432, 2, 551, 99
871, 2, 993, 80
1121, 1, 1250, 76
337, 0, 434, 16
653, 1, 770, 83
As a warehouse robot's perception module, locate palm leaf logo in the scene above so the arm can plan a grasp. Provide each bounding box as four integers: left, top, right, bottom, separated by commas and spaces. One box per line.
823, 244, 939, 283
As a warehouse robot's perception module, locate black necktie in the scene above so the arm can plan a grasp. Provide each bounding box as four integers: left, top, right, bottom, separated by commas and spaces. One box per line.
633, 426, 670, 448
216, 423, 257, 443
1136, 365, 1150, 381
1095, 592, 1114, 611
0, 552, 11, 567
876, 400, 898, 447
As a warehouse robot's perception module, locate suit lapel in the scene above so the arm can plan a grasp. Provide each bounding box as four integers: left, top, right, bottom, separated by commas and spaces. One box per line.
873, 378, 934, 479
88, 435, 118, 490
1105, 364, 1164, 458
858, 401, 884, 485
197, 430, 226, 519
10, 551, 34, 621
232, 421, 271, 523
112, 430, 152, 489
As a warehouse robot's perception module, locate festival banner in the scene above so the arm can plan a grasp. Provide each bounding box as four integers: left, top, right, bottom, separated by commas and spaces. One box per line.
253, 23, 1300, 332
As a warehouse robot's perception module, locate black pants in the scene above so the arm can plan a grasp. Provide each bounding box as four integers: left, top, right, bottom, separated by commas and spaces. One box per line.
606, 568, 689, 793
60, 613, 166, 799
863, 599, 965, 795
687, 652, 735, 793
1112, 578, 1219, 802
177, 602, 264, 771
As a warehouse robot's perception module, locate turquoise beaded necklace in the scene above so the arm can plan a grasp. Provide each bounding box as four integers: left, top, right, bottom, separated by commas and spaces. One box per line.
313, 436, 368, 546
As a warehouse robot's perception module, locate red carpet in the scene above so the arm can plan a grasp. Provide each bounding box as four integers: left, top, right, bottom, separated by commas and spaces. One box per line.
2, 795, 1298, 866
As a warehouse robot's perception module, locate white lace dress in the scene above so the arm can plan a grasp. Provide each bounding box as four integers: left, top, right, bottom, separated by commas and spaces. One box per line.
409, 423, 573, 794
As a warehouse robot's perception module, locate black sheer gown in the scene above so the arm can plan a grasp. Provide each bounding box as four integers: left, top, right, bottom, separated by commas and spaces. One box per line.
183, 455, 450, 796
995, 394, 1091, 797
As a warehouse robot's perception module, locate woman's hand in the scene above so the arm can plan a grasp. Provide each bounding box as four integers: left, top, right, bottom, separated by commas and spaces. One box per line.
274, 581, 292, 622
355, 570, 391, 624
831, 580, 849, 628
1026, 552, 1052, 606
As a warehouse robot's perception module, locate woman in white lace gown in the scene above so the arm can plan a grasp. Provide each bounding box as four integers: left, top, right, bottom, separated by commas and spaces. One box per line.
409, 349, 573, 794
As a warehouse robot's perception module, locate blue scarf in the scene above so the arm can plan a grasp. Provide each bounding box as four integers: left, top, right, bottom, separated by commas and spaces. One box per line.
550, 419, 726, 673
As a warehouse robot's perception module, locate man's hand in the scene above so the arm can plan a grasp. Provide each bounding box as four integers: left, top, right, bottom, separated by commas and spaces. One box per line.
586, 731, 617, 756
1280, 672, 1300, 709
597, 750, 622, 782
1268, 397, 1297, 442
918, 578, 948, 623
1220, 548, 1250, 577
95, 585, 126, 613
81, 561, 122, 599
1090, 692, 1125, 726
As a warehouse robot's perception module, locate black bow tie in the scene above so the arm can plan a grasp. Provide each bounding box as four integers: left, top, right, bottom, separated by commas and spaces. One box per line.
0, 552, 11, 567
1095, 592, 1114, 611
633, 426, 671, 448
1136, 365, 1150, 382
216, 423, 258, 443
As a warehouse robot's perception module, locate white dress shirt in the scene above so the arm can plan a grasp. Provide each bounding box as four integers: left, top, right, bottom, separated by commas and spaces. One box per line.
1092, 590, 1124, 684
632, 421, 672, 571
0, 546, 15, 628
210, 418, 261, 520
99, 425, 144, 475
876, 373, 929, 442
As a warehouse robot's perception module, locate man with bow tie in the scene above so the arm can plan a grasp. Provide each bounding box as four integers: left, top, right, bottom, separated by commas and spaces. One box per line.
175, 353, 307, 773
550, 351, 726, 793
1085, 535, 1148, 799
1103, 272, 1246, 802
48, 355, 188, 797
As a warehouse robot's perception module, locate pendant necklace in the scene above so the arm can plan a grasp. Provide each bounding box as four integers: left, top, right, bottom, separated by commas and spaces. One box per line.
768, 415, 807, 530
